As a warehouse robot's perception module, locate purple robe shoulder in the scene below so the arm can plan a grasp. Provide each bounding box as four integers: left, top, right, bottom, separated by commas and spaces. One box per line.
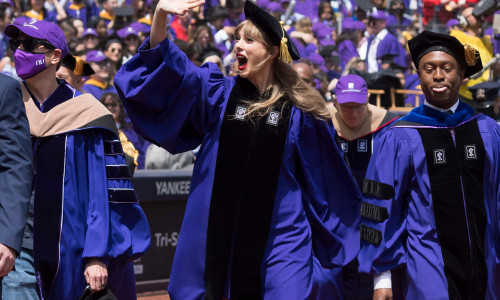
358, 113, 500, 299
114, 37, 361, 299
374, 32, 407, 68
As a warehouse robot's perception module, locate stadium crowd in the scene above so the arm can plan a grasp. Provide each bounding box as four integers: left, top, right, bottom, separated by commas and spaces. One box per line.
0, 0, 496, 171
0, 0, 500, 298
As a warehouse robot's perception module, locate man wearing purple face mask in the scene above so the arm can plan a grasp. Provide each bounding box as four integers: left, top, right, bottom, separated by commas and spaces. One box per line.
2, 19, 150, 300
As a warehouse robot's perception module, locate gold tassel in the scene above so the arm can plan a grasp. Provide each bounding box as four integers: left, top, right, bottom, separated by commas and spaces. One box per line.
74, 56, 84, 76
279, 21, 292, 64
119, 130, 139, 166
463, 44, 478, 67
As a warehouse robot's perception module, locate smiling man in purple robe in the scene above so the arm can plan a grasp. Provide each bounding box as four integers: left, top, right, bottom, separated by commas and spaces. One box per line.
359, 30, 500, 300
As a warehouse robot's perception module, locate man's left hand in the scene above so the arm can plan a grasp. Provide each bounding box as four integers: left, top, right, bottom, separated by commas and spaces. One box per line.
0, 243, 17, 277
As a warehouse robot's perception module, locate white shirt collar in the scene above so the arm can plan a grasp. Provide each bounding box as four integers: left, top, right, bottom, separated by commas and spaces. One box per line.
424, 100, 459, 113
375, 28, 388, 40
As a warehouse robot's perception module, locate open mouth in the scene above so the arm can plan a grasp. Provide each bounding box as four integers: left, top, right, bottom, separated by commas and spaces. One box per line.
236, 53, 248, 70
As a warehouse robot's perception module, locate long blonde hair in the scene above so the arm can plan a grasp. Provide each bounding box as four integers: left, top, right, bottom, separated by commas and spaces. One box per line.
234, 21, 330, 120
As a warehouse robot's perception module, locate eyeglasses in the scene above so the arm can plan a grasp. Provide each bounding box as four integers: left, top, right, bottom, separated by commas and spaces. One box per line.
9, 38, 55, 53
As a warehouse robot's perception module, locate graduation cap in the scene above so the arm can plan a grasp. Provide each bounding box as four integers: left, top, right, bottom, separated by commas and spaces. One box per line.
468, 81, 500, 109
243, 0, 299, 63
62, 54, 95, 76
408, 30, 482, 79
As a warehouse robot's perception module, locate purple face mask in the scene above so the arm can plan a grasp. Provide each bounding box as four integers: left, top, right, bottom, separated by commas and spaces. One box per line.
14, 50, 47, 79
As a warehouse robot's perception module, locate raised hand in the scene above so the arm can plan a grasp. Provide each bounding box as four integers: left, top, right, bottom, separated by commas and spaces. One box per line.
151, 0, 205, 47
156, 0, 206, 16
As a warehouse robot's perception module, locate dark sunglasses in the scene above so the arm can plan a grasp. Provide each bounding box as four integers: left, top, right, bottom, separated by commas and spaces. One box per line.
9, 38, 56, 53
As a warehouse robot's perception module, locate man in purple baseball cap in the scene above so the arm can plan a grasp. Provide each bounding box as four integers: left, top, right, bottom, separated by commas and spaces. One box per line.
329, 74, 398, 300
3, 19, 150, 300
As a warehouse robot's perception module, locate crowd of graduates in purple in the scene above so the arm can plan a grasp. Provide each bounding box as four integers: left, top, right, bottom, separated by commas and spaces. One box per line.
0, 0, 497, 169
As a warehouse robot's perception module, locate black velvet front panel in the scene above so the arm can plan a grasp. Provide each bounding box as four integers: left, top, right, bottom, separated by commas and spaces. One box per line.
204, 77, 291, 300
417, 120, 486, 300
33, 135, 67, 299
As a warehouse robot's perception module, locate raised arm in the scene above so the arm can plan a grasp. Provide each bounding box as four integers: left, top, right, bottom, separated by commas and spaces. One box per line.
150, 0, 205, 47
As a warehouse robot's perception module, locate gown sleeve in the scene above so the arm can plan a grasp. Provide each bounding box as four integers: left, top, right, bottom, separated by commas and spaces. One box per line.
295, 112, 361, 268
82, 130, 151, 262
357, 128, 412, 275
114, 37, 228, 154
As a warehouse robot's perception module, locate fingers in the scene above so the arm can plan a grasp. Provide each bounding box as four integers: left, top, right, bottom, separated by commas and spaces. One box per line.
0, 245, 15, 277
84, 264, 108, 292
187, 0, 205, 10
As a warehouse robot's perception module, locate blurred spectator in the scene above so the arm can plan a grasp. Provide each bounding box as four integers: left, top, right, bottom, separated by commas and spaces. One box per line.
58, 17, 77, 42
169, 10, 192, 41
82, 49, 116, 99
295, 0, 320, 20
202, 49, 226, 75
451, 7, 493, 104
98, 0, 117, 29
342, 56, 367, 76
289, 17, 318, 58
117, 25, 139, 62
64, 0, 99, 27
364, 10, 407, 73
24, 0, 66, 22
293, 61, 316, 88
386, 0, 412, 34
81, 27, 98, 50
224, 0, 244, 27
314, 0, 334, 27
446, 18, 461, 33
468, 81, 500, 119
206, 4, 231, 55
0, 5, 11, 59
280, 0, 305, 25
130, 20, 150, 43
187, 24, 214, 49
100, 92, 150, 169
104, 38, 123, 72
71, 17, 84, 37
267, 1, 284, 21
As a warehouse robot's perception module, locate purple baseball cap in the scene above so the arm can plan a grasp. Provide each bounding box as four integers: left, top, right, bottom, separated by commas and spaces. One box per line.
0, 0, 13, 6
334, 74, 368, 104
257, 0, 270, 8
353, 20, 366, 31
86, 50, 107, 63
368, 10, 387, 21
130, 21, 150, 33
266, 1, 284, 13
446, 18, 459, 28
4, 19, 68, 58
342, 18, 355, 32
82, 27, 98, 37
117, 26, 138, 39
13, 16, 35, 26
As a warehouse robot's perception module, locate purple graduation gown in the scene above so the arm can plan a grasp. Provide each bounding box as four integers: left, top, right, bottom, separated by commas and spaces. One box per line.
114, 37, 361, 299
358, 102, 500, 299
25, 81, 151, 300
